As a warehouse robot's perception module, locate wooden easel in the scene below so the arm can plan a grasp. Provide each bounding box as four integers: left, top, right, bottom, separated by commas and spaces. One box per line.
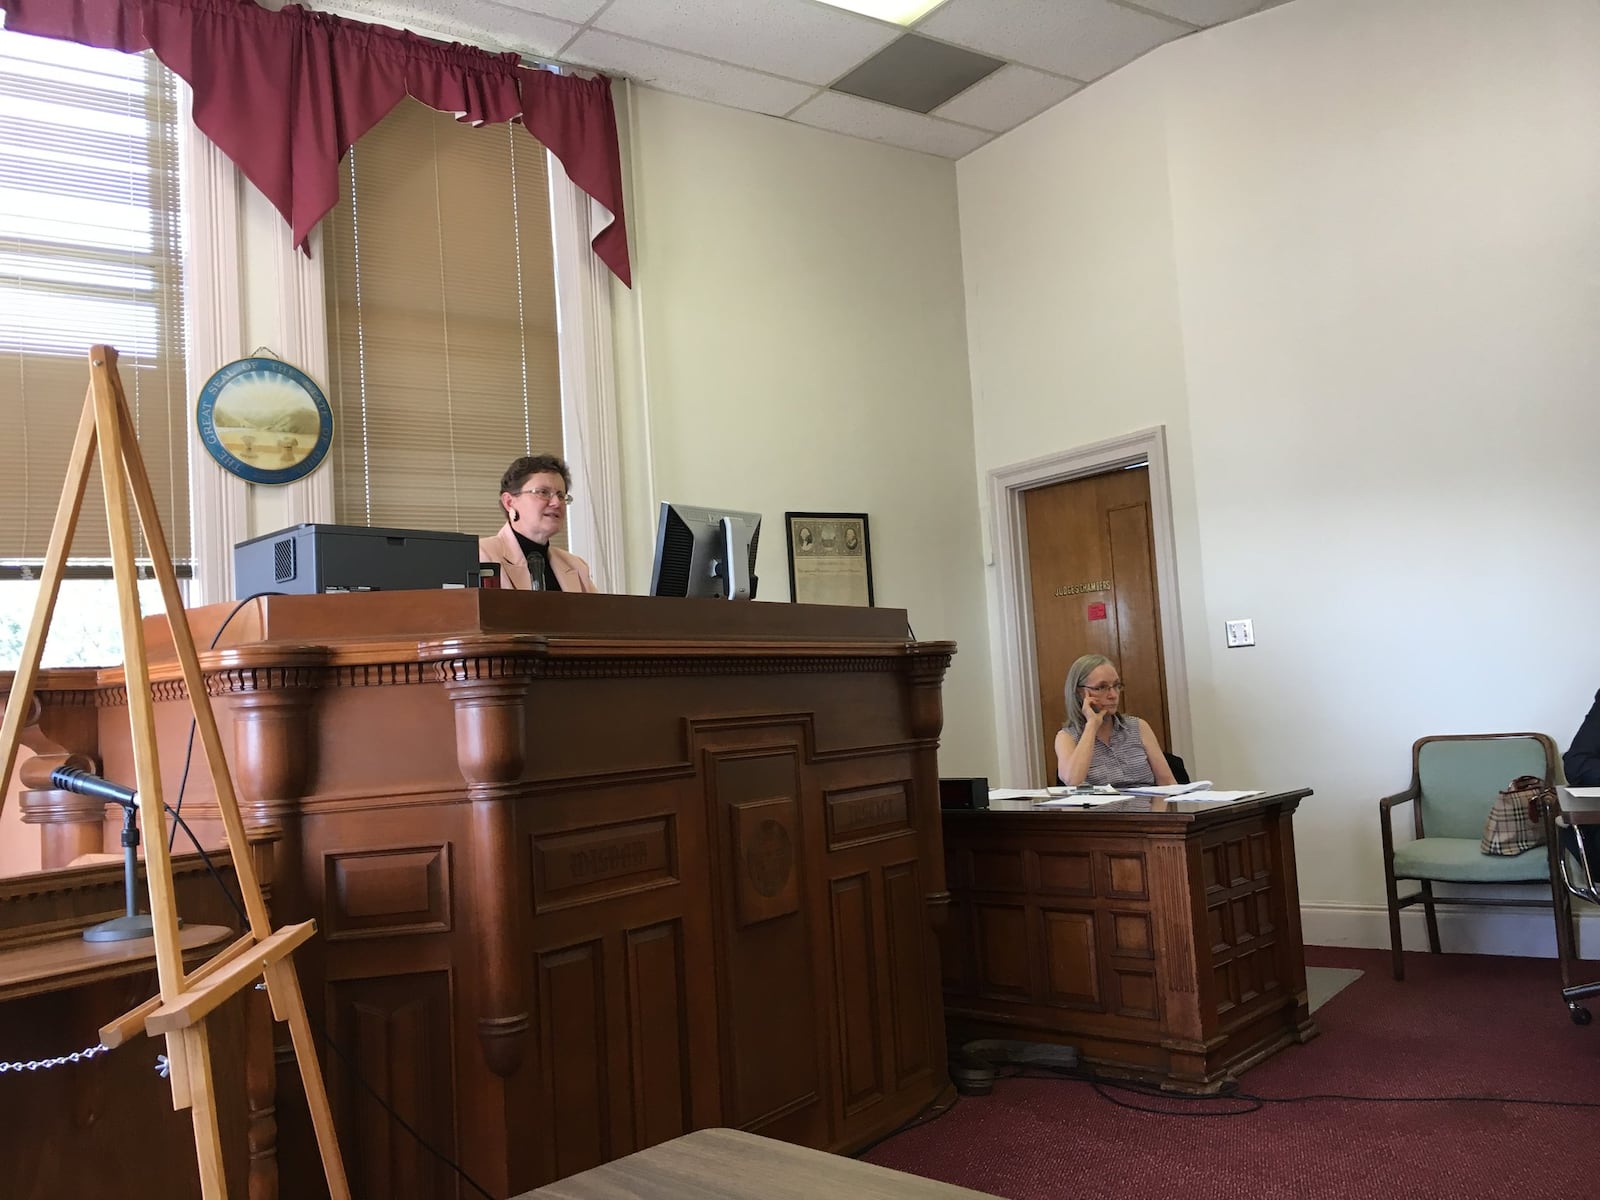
0, 346, 350, 1200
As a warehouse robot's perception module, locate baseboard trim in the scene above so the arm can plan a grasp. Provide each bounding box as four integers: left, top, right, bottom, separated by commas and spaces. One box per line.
1302, 902, 1599, 961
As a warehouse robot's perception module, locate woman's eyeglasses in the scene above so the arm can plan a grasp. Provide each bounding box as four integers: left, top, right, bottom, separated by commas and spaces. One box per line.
1082, 682, 1125, 694
515, 486, 574, 505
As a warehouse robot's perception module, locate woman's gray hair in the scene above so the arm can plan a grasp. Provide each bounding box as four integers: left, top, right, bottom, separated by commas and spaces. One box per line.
1061, 653, 1114, 735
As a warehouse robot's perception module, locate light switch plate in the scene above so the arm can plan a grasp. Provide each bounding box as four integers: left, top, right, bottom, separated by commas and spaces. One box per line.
1225, 619, 1255, 648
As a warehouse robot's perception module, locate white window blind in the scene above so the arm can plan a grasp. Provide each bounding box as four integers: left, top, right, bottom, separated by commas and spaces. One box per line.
323, 98, 563, 540
0, 27, 190, 570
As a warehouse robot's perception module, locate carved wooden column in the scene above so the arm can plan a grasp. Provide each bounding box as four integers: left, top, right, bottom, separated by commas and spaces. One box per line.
18, 754, 104, 868
433, 645, 533, 1078
905, 646, 955, 931
1269, 794, 1317, 1042
1, 683, 106, 870
904, 647, 952, 746
212, 651, 327, 828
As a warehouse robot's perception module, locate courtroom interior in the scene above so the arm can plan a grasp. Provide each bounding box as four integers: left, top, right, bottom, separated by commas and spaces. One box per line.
2, 0, 1598, 1198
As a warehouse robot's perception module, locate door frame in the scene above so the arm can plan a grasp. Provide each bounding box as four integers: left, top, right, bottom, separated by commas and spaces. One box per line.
988, 425, 1192, 787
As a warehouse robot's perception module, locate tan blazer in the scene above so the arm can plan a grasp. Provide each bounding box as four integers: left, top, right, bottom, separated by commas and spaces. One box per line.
479, 523, 599, 593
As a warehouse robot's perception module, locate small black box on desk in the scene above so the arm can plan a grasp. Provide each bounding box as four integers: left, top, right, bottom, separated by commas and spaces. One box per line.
233, 523, 479, 599
939, 778, 989, 810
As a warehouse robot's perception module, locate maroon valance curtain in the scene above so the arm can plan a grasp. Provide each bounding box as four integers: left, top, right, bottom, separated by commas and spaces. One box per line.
2, 0, 631, 285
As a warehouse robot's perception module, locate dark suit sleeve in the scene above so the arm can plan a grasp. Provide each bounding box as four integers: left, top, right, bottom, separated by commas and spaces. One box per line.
1562, 689, 1600, 785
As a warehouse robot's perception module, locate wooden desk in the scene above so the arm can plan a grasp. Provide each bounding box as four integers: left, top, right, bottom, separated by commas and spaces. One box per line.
513, 1128, 998, 1200
0, 922, 231, 1002
940, 789, 1316, 1092
3, 591, 956, 1198
1556, 788, 1600, 825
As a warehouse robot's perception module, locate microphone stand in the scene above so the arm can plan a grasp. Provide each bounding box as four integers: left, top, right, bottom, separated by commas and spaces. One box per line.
51, 765, 167, 943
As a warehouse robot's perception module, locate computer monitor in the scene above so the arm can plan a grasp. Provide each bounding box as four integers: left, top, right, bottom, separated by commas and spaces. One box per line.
649, 502, 761, 600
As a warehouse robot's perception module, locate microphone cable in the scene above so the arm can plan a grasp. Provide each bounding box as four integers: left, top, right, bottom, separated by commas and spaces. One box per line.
1003, 1057, 1600, 1117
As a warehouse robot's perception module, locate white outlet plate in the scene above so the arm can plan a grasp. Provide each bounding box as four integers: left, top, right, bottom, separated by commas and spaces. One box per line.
1225, 619, 1255, 648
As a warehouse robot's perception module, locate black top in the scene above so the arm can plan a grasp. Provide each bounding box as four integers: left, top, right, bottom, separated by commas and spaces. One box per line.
1564, 690, 1600, 786
512, 530, 563, 592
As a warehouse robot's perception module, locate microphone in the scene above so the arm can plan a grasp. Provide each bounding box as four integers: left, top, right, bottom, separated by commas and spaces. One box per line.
50, 765, 137, 808
48, 766, 156, 943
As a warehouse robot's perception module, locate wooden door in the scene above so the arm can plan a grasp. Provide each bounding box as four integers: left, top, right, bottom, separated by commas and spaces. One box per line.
1023, 466, 1169, 781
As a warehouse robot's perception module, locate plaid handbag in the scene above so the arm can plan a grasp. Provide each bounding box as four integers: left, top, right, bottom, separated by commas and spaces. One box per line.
1480, 775, 1552, 856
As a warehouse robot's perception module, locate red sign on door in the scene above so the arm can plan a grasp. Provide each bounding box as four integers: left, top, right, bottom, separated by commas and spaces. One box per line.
1087, 602, 1107, 621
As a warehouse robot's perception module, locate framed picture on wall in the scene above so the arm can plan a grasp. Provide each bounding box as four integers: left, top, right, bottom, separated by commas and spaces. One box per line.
786, 512, 874, 607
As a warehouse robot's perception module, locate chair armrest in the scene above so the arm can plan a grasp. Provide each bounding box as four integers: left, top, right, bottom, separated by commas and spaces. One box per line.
1378, 788, 1418, 813
1378, 787, 1419, 863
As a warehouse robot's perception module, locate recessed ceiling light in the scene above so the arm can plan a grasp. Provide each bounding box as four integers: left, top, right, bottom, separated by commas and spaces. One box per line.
812, 1, 947, 26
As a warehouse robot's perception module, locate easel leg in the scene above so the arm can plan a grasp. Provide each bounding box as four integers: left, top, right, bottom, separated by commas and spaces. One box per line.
184, 1024, 229, 1200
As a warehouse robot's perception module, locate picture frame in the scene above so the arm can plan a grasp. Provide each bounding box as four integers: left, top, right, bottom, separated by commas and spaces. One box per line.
785, 512, 875, 607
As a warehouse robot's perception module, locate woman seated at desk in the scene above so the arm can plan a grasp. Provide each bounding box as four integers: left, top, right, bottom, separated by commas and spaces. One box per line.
480, 453, 600, 593
1054, 654, 1176, 788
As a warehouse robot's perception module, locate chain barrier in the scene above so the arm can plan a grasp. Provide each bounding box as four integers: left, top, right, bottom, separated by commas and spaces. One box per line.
0, 1042, 111, 1073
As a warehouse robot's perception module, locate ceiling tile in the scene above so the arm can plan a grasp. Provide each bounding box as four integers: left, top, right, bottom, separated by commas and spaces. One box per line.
789, 91, 993, 158
565, 29, 818, 116
918, 0, 1187, 81
931, 64, 1080, 133
491, 0, 608, 22
831, 34, 1003, 114
311, 0, 580, 57
595, 0, 900, 85
1128, 0, 1258, 24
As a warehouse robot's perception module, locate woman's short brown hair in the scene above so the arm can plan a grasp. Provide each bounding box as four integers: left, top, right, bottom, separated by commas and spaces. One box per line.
499, 454, 571, 497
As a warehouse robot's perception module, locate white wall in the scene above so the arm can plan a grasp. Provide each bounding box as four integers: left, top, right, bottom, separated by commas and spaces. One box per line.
615, 87, 995, 775
958, 0, 1600, 941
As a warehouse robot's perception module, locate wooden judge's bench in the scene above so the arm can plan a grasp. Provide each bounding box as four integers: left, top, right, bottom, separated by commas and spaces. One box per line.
0, 592, 956, 1199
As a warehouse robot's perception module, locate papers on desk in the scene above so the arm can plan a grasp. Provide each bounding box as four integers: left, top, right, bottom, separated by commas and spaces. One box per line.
985, 784, 1262, 807
1173, 790, 1262, 803
988, 787, 1124, 808
1121, 782, 1262, 803
1565, 787, 1600, 799
1121, 781, 1213, 797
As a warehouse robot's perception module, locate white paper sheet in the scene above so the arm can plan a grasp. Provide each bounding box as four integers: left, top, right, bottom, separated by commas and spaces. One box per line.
1035, 795, 1127, 808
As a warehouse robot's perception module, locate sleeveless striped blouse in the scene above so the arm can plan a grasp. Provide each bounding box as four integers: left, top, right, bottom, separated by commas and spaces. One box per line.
1073, 715, 1155, 787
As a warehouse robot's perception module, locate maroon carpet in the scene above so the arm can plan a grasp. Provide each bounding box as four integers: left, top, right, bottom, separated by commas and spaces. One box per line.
866, 947, 1600, 1199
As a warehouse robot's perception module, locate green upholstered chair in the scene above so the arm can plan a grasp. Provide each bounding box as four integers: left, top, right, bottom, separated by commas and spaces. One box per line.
1379, 732, 1563, 980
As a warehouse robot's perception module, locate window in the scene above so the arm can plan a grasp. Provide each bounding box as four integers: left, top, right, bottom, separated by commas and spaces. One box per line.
0, 27, 190, 666
322, 98, 564, 541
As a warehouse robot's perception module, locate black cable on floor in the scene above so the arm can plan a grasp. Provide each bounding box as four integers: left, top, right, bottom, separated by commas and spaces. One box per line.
1009, 1060, 1600, 1116
850, 1089, 962, 1158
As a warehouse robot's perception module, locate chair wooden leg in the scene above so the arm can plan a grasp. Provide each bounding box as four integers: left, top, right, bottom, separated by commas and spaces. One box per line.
1385, 872, 1406, 981
1420, 880, 1442, 954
